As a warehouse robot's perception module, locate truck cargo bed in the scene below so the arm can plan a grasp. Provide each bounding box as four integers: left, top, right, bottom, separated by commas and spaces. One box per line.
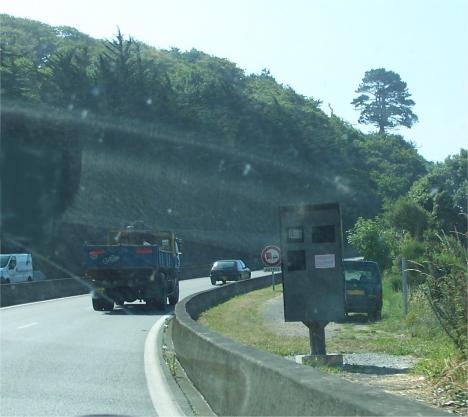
84, 244, 175, 270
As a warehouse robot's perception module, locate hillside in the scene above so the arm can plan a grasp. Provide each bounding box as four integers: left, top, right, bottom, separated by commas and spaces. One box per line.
0, 14, 428, 273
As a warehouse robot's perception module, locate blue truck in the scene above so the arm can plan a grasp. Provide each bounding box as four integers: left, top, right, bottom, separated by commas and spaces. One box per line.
84, 223, 181, 311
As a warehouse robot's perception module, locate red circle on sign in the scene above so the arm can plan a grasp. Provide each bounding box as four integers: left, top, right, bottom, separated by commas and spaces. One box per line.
261, 245, 281, 267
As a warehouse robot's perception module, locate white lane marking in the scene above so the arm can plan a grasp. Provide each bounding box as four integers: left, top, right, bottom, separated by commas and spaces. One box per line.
1, 294, 89, 310
17, 322, 38, 329
144, 315, 185, 417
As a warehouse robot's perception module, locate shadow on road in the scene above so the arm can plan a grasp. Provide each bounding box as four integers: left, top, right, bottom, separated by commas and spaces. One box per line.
104, 303, 175, 316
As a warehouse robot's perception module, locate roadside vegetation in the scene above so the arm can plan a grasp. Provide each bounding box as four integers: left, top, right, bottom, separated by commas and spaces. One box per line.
199, 274, 467, 411
347, 150, 467, 406
199, 285, 308, 356
198, 280, 460, 373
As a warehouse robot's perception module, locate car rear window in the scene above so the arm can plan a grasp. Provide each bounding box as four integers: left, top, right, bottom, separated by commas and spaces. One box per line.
344, 262, 380, 283
213, 261, 235, 270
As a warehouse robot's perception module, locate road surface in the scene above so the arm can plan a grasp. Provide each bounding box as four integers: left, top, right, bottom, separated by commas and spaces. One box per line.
0, 272, 267, 416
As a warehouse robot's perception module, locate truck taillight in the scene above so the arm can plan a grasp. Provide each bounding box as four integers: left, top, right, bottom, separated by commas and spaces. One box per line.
90, 248, 106, 257
136, 247, 153, 254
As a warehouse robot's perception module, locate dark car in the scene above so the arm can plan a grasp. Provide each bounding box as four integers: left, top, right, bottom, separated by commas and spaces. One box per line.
343, 260, 382, 321
210, 260, 251, 285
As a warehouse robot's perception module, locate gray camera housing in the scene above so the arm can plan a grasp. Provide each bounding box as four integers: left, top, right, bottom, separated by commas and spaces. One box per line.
280, 203, 345, 322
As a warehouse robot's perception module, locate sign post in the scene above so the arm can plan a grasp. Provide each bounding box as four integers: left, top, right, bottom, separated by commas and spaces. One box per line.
261, 245, 281, 290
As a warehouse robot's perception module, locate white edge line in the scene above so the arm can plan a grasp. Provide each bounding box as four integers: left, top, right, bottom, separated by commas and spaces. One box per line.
144, 314, 185, 417
0, 294, 89, 310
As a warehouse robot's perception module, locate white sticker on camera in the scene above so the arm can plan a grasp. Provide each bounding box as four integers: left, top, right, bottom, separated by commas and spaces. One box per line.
315, 254, 335, 269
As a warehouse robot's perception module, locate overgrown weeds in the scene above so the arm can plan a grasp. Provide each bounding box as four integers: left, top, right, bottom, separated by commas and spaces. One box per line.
406, 232, 468, 410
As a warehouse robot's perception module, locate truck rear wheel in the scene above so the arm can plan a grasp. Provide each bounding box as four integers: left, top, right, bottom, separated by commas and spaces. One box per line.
168, 281, 179, 306
92, 298, 114, 312
102, 299, 114, 311
147, 272, 167, 310
147, 293, 166, 310
154, 288, 167, 310
114, 297, 125, 307
92, 298, 103, 311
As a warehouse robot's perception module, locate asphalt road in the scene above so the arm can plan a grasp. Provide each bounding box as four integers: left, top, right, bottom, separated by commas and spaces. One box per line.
0, 272, 267, 416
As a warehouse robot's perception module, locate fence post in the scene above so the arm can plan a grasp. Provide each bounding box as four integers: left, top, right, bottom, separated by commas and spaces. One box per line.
401, 257, 409, 315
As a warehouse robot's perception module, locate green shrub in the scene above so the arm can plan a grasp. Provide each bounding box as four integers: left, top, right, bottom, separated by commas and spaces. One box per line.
381, 274, 404, 321
387, 272, 402, 292
415, 233, 468, 358
385, 197, 431, 240
402, 237, 428, 287
406, 289, 445, 339
347, 217, 396, 270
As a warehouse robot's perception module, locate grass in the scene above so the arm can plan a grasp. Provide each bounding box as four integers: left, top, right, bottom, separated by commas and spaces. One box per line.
327, 276, 457, 360
199, 275, 461, 377
198, 285, 310, 356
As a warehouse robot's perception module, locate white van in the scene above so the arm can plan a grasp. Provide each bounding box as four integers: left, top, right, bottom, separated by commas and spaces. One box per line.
0, 254, 34, 284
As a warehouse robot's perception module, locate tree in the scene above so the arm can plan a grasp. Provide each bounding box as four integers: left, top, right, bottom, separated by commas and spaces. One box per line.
42, 46, 94, 108
96, 29, 135, 115
0, 46, 35, 99
409, 149, 467, 233
354, 133, 427, 201
384, 197, 431, 240
347, 217, 395, 270
352, 68, 418, 134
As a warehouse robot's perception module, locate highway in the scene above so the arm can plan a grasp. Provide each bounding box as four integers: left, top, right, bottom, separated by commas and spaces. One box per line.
1, 272, 268, 416
0, 272, 266, 416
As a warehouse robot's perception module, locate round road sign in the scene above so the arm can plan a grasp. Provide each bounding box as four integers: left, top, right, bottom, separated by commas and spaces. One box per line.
261, 245, 281, 267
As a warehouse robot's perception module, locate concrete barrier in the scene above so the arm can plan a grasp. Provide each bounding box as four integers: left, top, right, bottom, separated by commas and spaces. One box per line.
0, 277, 91, 307
172, 275, 447, 416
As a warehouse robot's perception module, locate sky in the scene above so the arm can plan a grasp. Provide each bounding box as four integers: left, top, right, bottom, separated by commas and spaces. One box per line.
1, 0, 467, 162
